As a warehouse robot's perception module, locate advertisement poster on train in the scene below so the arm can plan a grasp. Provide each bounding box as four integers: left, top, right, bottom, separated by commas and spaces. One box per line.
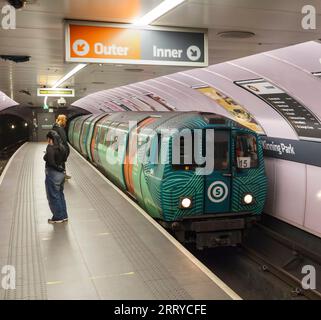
235, 79, 321, 141
193, 85, 265, 134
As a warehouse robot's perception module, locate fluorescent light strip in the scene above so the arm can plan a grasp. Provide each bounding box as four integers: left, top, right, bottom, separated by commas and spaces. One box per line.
43, 63, 87, 107
133, 0, 185, 26
52, 63, 87, 88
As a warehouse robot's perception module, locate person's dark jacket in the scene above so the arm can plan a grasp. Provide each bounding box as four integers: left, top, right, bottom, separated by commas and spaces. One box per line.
44, 144, 65, 172
52, 123, 70, 157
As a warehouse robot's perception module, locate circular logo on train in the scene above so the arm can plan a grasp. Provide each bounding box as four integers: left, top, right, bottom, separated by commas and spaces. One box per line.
207, 181, 228, 203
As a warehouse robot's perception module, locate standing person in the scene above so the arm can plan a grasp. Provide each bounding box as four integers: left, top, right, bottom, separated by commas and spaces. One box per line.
44, 130, 69, 224
52, 114, 71, 179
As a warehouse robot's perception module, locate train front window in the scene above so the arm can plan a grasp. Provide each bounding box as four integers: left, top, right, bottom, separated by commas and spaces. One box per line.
171, 130, 229, 171
235, 134, 258, 169
213, 131, 229, 171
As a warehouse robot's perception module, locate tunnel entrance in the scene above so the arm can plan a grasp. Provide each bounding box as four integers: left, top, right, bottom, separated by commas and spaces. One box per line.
0, 114, 29, 151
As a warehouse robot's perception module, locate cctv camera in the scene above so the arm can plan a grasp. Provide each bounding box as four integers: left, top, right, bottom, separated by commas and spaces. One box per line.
57, 97, 66, 107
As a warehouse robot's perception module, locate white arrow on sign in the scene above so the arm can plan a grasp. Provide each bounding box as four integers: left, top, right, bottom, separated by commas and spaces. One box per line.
187, 45, 201, 61
72, 39, 90, 56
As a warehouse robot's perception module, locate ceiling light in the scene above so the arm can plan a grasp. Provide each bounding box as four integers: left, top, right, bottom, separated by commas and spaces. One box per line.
43, 63, 87, 107
133, 0, 185, 26
52, 63, 87, 88
217, 31, 255, 39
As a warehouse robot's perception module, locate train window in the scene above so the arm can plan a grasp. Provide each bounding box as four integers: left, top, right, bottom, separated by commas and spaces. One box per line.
235, 134, 258, 168
177, 136, 195, 166
99, 126, 107, 145
213, 131, 229, 170
171, 132, 198, 169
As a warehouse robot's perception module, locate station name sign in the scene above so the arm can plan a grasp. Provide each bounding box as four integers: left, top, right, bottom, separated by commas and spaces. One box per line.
65, 20, 208, 67
37, 88, 75, 97
261, 136, 321, 168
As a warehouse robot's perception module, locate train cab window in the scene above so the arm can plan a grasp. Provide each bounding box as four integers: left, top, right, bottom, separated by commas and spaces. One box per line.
235, 134, 258, 169
171, 130, 230, 170
213, 131, 229, 171
173, 135, 196, 168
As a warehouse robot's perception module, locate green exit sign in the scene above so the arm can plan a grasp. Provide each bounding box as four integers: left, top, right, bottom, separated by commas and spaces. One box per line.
38, 88, 75, 97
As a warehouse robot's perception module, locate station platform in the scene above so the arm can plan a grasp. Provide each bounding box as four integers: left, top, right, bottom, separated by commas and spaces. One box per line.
0, 143, 239, 300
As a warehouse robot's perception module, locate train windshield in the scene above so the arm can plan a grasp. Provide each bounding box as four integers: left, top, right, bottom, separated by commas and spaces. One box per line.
235, 134, 258, 168
213, 131, 229, 170
171, 129, 230, 171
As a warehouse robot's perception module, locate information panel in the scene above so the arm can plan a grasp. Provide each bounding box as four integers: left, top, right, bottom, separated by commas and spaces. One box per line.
37, 88, 75, 97
235, 79, 321, 141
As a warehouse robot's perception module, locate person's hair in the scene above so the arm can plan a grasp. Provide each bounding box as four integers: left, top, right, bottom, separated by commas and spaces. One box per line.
56, 114, 67, 127
46, 130, 59, 145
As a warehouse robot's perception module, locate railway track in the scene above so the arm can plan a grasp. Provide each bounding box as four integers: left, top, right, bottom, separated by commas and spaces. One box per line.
0, 140, 26, 175
241, 242, 321, 300
242, 221, 321, 299
191, 216, 321, 300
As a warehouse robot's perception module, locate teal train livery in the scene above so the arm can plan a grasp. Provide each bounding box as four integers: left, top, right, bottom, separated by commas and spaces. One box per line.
69, 112, 267, 249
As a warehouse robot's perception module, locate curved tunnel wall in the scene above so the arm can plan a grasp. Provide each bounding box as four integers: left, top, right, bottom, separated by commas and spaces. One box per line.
0, 91, 18, 111
72, 40, 321, 238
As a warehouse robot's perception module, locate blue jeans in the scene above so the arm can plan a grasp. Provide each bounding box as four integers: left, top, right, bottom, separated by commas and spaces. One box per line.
45, 168, 68, 220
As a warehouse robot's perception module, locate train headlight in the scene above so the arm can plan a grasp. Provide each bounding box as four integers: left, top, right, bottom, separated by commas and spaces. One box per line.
243, 194, 254, 205
180, 197, 192, 209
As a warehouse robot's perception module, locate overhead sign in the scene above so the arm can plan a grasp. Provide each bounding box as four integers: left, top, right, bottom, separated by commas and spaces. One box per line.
65, 21, 208, 67
37, 88, 75, 97
235, 79, 321, 141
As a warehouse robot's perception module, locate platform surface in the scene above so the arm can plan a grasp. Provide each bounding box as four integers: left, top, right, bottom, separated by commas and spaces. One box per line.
0, 143, 238, 300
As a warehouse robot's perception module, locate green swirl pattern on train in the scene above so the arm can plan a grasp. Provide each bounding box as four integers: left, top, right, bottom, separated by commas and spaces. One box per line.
68, 112, 267, 249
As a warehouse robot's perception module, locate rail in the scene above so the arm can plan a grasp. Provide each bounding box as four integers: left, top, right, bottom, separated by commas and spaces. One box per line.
241, 222, 321, 300
0, 139, 27, 158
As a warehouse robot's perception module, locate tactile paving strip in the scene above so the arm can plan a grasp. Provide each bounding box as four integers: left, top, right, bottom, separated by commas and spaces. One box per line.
4, 145, 47, 300
69, 152, 192, 300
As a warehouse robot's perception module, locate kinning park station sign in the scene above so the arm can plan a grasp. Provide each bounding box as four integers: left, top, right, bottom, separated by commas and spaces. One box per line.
65, 20, 208, 67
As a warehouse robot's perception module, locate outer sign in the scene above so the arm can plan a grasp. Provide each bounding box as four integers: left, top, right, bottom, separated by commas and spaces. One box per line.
207, 181, 229, 203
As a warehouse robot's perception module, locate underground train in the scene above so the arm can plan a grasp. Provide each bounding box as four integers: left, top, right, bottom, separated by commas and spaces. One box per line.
68, 112, 268, 249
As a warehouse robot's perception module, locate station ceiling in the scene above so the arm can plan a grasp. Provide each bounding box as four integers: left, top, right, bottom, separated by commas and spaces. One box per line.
0, 0, 321, 108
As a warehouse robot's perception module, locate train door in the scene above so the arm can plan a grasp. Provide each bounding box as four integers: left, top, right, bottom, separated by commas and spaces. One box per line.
204, 130, 231, 213
124, 117, 157, 196
91, 121, 102, 164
